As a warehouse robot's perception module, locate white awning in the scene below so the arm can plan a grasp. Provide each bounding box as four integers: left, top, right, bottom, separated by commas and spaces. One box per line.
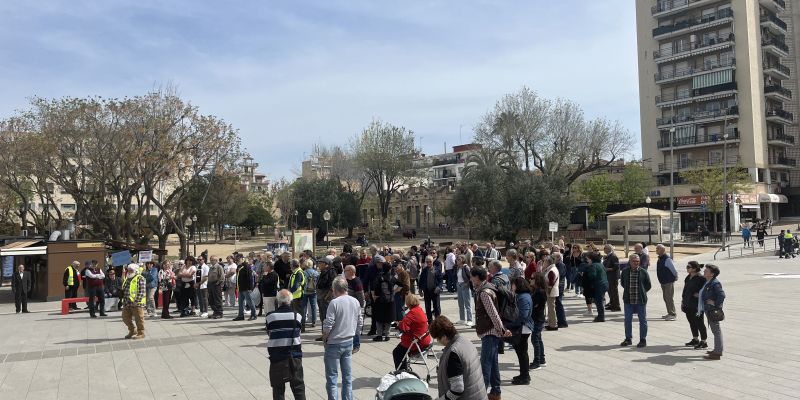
741, 204, 760, 209
758, 194, 788, 203
0, 246, 47, 256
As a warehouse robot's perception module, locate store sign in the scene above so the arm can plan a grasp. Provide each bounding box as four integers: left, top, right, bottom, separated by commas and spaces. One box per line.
737, 194, 759, 204
677, 195, 709, 207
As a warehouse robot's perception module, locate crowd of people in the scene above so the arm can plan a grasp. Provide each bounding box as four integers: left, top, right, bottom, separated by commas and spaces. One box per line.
45, 240, 727, 400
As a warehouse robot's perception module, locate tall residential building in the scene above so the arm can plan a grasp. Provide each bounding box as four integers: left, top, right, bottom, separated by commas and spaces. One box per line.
240, 156, 270, 193
636, 0, 797, 232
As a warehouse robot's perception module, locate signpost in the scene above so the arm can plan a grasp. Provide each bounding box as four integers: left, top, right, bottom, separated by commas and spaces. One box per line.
549, 222, 558, 243
138, 250, 153, 263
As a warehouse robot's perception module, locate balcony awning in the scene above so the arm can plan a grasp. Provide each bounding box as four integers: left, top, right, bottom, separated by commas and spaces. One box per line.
0, 240, 47, 256
758, 194, 788, 203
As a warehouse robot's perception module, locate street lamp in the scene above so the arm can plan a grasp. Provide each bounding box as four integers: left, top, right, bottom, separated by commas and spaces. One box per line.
293, 210, 298, 230
323, 210, 331, 249
426, 206, 432, 244
645, 196, 653, 245
722, 131, 729, 248
306, 210, 313, 230
669, 122, 676, 260
184, 216, 192, 257
191, 215, 198, 256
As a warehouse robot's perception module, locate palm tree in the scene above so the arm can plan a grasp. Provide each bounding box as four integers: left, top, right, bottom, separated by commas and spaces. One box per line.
463, 147, 514, 179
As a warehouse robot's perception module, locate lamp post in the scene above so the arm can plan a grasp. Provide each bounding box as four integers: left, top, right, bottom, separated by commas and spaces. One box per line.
184, 216, 192, 257
293, 210, 298, 231
669, 124, 676, 259
191, 215, 198, 256
722, 131, 729, 248
323, 210, 331, 249
645, 196, 653, 245
306, 210, 313, 230
426, 207, 432, 244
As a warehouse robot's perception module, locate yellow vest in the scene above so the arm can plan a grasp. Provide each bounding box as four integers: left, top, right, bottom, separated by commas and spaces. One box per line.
65, 266, 75, 286
289, 269, 305, 299
785, 233, 793, 240
125, 274, 146, 306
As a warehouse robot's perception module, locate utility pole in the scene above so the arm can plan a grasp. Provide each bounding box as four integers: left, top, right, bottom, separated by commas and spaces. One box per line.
669, 103, 676, 259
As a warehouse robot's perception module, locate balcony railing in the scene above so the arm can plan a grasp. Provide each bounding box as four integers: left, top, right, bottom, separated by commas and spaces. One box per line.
655, 58, 735, 82
770, 157, 797, 166
764, 85, 793, 99
652, 0, 689, 15
658, 156, 740, 172
763, 62, 790, 77
760, 13, 788, 31
766, 108, 794, 121
762, 37, 789, 53
431, 156, 460, 166
773, 0, 786, 9
767, 132, 795, 144
653, 8, 733, 38
657, 128, 739, 149
656, 82, 737, 105
654, 34, 734, 61
656, 106, 739, 126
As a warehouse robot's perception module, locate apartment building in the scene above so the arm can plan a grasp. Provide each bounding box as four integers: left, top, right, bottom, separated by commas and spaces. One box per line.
240, 156, 270, 193
636, 0, 798, 231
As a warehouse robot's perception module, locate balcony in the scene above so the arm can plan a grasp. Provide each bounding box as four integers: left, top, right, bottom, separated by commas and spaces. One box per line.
769, 157, 797, 168
431, 156, 461, 166
653, 8, 733, 40
764, 85, 792, 102
652, 0, 720, 17
762, 37, 789, 58
759, 0, 786, 13
654, 34, 734, 64
763, 62, 790, 80
656, 82, 737, 107
657, 128, 740, 149
655, 58, 735, 83
760, 13, 788, 34
765, 108, 794, 124
767, 132, 795, 146
656, 106, 739, 128
658, 156, 740, 172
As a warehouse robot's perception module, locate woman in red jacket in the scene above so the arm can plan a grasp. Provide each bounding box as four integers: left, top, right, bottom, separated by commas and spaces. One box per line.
392, 294, 431, 370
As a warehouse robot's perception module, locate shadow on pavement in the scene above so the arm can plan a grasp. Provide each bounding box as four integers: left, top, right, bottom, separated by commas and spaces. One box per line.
352, 376, 382, 390
631, 354, 707, 366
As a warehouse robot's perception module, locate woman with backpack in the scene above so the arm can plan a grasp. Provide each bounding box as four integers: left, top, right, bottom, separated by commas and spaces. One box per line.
505, 277, 534, 385
372, 259, 396, 341
301, 259, 319, 328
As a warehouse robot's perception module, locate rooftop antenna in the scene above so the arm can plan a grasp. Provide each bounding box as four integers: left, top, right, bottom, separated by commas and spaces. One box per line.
459, 124, 463, 144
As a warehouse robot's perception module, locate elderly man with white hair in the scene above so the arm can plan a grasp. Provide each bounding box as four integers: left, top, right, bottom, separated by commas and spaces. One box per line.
633, 243, 650, 270
322, 277, 363, 400
121, 263, 146, 339
655, 244, 679, 321
266, 289, 305, 400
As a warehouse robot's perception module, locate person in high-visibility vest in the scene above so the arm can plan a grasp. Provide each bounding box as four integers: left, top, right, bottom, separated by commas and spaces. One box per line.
62, 261, 82, 310
120, 263, 147, 339
784, 230, 796, 259
288, 259, 306, 329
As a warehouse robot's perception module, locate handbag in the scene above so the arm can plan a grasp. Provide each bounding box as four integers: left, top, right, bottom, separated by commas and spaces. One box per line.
269, 311, 300, 383
707, 306, 725, 322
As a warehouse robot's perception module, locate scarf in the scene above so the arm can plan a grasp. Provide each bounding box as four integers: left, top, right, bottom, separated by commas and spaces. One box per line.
697, 279, 711, 316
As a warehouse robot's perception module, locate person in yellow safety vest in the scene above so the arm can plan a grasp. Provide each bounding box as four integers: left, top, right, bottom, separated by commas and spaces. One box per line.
288, 259, 306, 331
121, 263, 147, 339
63, 261, 82, 311
783, 230, 796, 259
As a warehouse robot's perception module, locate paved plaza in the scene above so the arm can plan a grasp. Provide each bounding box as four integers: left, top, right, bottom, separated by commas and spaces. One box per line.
0, 253, 799, 400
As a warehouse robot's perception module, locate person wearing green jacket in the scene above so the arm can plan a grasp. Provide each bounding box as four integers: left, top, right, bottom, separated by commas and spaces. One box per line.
620, 254, 652, 348
586, 252, 608, 322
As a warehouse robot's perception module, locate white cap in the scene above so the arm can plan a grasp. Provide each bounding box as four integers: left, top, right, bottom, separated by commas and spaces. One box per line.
127, 263, 140, 272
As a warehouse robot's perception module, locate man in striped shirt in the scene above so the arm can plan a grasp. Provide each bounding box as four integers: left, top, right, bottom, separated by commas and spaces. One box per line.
266, 289, 305, 400
470, 267, 511, 400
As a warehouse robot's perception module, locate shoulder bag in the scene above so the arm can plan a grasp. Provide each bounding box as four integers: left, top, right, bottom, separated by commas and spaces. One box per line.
707, 306, 725, 322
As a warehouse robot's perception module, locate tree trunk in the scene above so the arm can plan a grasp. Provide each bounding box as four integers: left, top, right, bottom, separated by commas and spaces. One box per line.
158, 235, 167, 262
347, 226, 354, 239
178, 233, 187, 259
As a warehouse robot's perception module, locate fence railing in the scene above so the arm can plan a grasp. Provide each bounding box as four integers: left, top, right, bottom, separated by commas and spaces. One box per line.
714, 236, 782, 259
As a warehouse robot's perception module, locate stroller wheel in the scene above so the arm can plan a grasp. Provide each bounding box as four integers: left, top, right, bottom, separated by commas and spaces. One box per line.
426, 374, 431, 383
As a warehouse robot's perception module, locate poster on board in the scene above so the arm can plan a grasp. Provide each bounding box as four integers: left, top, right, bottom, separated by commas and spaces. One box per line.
292, 230, 314, 255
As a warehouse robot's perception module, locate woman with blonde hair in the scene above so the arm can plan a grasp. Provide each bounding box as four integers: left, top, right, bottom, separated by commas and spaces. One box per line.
158, 261, 176, 319
392, 294, 430, 370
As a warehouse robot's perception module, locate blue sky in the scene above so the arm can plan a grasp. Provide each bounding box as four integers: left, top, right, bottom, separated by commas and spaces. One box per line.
0, 0, 640, 180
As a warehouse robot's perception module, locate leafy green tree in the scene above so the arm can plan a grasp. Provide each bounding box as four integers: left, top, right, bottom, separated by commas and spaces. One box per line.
680, 165, 752, 232
241, 204, 275, 236
290, 177, 360, 238
618, 163, 656, 206
576, 173, 618, 223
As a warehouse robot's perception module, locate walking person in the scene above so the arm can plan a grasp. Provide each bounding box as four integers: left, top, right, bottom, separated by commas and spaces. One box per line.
504, 277, 534, 385
741, 226, 751, 248
144, 262, 159, 318
322, 277, 363, 400
85, 261, 107, 318
543, 256, 560, 331
266, 290, 305, 400
121, 264, 146, 339
471, 266, 511, 400
158, 261, 175, 319
233, 260, 257, 321
420, 255, 443, 323
655, 244, 678, 321
700, 264, 726, 360
456, 256, 474, 327
682, 261, 708, 349
12, 264, 31, 313
619, 254, 651, 348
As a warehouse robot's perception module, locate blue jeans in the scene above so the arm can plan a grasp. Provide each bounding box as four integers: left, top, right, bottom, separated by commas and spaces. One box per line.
480, 335, 501, 395
624, 303, 648, 341
324, 341, 354, 400
237, 290, 255, 318
531, 321, 545, 365
555, 291, 567, 326
456, 283, 473, 322
302, 293, 318, 326
446, 269, 457, 292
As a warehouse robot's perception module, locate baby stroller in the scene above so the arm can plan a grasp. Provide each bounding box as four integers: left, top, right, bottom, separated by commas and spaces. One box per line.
375, 370, 432, 400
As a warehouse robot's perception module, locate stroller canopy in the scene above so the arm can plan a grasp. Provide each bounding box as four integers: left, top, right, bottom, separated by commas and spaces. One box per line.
383, 378, 432, 400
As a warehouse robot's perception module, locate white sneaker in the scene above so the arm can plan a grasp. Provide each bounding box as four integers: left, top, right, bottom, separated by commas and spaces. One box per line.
466, 321, 474, 327
456, 320, 465, 325
583, 311, 593, 317
200, 313, 208, 318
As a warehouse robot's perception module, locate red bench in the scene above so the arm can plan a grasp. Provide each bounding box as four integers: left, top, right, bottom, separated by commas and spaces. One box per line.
61, 297, 89, 315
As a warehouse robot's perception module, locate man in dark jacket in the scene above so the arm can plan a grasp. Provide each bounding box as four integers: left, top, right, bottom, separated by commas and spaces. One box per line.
655, 244, 678, 321
207, 256, 225, 319
420, 255, 443, 322
12, 264, 32, 313
266, 290, 305, 400
620, 254, 651, 348
603, 244, 621, 312
233, 261, 256, 321
273, 251, 292, 289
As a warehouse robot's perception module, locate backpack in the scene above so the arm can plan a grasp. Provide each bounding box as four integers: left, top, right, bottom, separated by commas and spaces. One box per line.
378, 272, 393, 303
305, 272, 318, 294
318, 269, 336, 291
493, 283, 519, 323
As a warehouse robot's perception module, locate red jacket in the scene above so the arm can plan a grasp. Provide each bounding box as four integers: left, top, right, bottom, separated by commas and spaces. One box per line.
398, 305, 431, 349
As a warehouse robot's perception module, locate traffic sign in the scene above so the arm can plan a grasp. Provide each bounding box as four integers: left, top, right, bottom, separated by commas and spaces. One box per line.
549, 222, 558, 232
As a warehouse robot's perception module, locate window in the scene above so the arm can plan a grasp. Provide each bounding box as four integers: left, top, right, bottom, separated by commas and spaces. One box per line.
62, 203, 76, 211
709, 150, 723, 165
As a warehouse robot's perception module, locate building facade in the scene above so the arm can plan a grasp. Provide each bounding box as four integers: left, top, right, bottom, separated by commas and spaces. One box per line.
636, 0, 797, 231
